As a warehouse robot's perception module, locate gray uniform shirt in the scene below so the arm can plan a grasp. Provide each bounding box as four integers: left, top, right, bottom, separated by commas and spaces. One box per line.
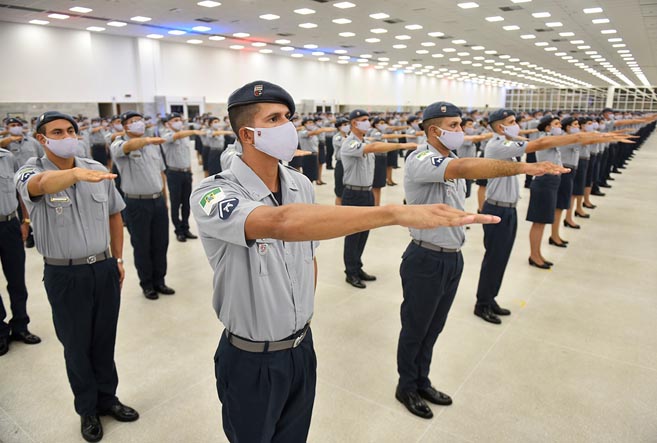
7, 136, 44, 167
89, 128, 106, 145
110, 136, 166, 194
0, 149, 19, 216
15, 156, 125, 259
484, 134, 528, 204
161, 129, 191, 169
332, 132, 346, 162
404, 144, 465, 249
298, 129, 319, 153
558, 144, 580, 168
340, 133, 375, 187
190, 156, 317, 341
457, 140, 476, 159
220, 141, 242, 171
206, 129, 225, 150
535, 134, 562, 165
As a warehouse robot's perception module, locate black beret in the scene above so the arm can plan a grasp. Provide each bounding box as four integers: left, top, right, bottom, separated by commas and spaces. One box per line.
120, 111, 143, 124
349, 109, 369, 120
372, 117, 385, 126
537, 115, 557, 132
91, 117, 101, 122
602, 107, 614, 114
208, 116, 221, 123
301, 117, 314, 125
167, 112, 182, 121
422, 101, 462, 122
407, 115, 418, 123
35, 111, 79, 134
460, 117, 474, 126
227, 80, 296, 116
488, 108, 516, 125
561, 116, 576, 129
334, 118, 349, 128
110, 114, 121, 122
5, 117, 23, 126
577, 116, 592, 126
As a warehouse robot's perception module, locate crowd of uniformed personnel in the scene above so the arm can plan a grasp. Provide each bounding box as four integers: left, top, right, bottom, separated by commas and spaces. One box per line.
1, 85, 654, 442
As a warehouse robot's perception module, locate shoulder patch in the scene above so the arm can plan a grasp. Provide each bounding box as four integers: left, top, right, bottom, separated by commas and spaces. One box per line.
431, 156, 446, 167
17, 168, 37, 183
199, 187, 225, 216
218, 198, 239, 220
349, 140, 360, 149
416, 150, 432, 160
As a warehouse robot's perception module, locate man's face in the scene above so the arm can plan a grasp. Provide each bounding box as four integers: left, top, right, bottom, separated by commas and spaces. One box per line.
36, 120, 76, 145
239, 103, 290, 145
430, 117, 462, 138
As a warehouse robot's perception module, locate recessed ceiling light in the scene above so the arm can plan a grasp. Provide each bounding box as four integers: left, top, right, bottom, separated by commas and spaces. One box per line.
252, 42, 267, 47
612, 43, 626, 48
312, 51, 325, 56
432, 53, 444, 58
318, 57, 330, 61
304, 44, 318, 49
449, 57, 461, 62
486, 16, 504, 22
209, 36, 225, 41
338, 60, 349, 64
393, 44, 407, 49
359, 54, 372, 58
395, 35, 411, 40
570, 40, 584, 44
617, 49, 630, 53
369, 12, 389, 19
452, 39, 467, 44
457, 2, 479, 9
333, 2, 356, 8
130, 16, 151, 22
521, 34, 536, 39
339, 32, 355, 37
259, 14, 280, 20
291, 53, 303, 58
485, 50, 498, 54
69, 6, 93, 13
583, 7, 603, 14
499, 54, 511, 59
197, 1, 221, 6
187, 39, 203, 44
592, 18, 610, 24
229, 45, 244, 50
86, 26, 105, 32
472, 46, 485, 51
294, 8, 315, 15
457, 52, 470, 56
168, 30, 186, 35
503, 25, 520, 31
555, 52, 566, 56
427, 31, 445, 37
585, 50, 598, 54
608, 38, 622, 42
29, 19, 49, 25
601, 29, 617, 34
577, 45, 591, 49
260, 49, 273, 54
146, 34, 163, 39
371, 28, 387, 34
532, 12, 551, 18
443, 48, 456, 52
339, 55, 351, 60
233, 32, 250, 38
280, 46, 294, 51
421, 42, 436, 47
192, 26, 211, 32
535, 42, 549, 46
48, 13, 70, 20
107, 21, 127, 27
398, 61, 409, 65
299, 23, 318, 29
333, 18, 352, 24
546, 22, 563, 27
379, 57, 390, 61
405, 24, 423, 30
334, 49, 347, 54
559, 32, 575, 37
365, 38, 380, 43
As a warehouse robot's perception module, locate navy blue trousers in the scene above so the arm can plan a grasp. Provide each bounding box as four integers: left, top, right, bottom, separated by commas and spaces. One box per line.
214, 330, 316, 443
475, 204, 517, 308
124, 197, 169, 290
166, 170, 193, 236
342, 188, 374, 277
0, 218, 29, 337
44, 259, 121, 415
397, 242, 463, 392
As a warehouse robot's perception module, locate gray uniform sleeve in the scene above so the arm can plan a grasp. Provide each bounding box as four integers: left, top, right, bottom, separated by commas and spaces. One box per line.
162, 130, 175, 143
14, 162, 44, 204
108, 180, 125, 214
406, 151, 453, 183
340, 138, 366, 158
486, 140, 527, 159
110, 139, 128, 159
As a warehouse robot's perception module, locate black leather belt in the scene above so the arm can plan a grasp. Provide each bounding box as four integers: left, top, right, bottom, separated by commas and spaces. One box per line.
0, 212, 17, 222
167, 167, 191, 172
226, 323, 310, 353
486, 199, 516, 208
44, 249, 111, 266
412, 240, 460, 253
345, 185, 372, 191
124, 192, 162, 200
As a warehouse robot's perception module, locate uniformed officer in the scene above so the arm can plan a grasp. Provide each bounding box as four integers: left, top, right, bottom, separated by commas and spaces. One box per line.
396, 102, 567, 419
15, 111, 138, 443
298, 117, 335, 184
0, 146, 40, 356
89, 118, 109, 167
191, 81, 499, 443
341, 110, 417, 288
160, 112, 203, 242
220, 140, 241, 172
332, 117, 349, 205
205, 116, 234, 176
110, 111, 176, 300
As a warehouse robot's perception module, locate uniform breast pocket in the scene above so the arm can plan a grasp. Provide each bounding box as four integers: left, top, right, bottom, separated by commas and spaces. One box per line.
0, 172, 13, 193
91, 193, 108, 221
46, 196, 73, 227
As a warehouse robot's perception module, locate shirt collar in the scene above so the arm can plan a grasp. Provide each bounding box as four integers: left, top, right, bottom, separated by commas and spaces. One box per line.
230, 156, 299, 202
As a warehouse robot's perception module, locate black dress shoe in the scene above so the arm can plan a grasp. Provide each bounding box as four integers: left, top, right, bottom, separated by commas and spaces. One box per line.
99, 401, 139, 422
154, 285, 175, 295
583, 203, 597, 209
176, 234, 187, 242
474, 306, 502, 324
491, 301, 511, 316
10, 330, 41, 344
549, 237, 567, 248
563, 220, 580, 229
143, 288, 159, 300
574, 211, 590, 219
542, 259, 554, 266
0, 336, 8, 356
358, 270, 377, 281
591, 190, 606, 197
80, 415, 103, 442
418, 386, 453, 406
395, 388, 433, 419
345, 275, 366, 289
607, 177, 615, 181
528, 258, 551, 270
183, 231, 198, 239
599, 183, 612, 188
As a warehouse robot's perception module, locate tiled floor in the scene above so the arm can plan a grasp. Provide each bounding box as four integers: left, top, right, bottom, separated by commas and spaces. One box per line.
1, 139, 656, 443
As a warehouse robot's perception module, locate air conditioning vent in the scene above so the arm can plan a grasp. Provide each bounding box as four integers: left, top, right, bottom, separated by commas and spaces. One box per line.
383, 18, 404, 24
277, 32, 294, 37
499, 5, 522, 11
195, 17, 217, 23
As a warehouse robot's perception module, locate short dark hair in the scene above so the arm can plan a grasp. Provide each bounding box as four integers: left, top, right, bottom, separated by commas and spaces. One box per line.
421, 117, 447, 132
228, 103, 260, 143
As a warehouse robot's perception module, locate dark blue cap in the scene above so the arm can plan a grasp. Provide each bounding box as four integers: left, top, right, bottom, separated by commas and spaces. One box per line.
166, 112, 182, 121
334, 117, 348, 128
422, 101, 462, 121
537, 115, 557, 132
602, 107, 614, 114
35, 111, 79, 134
110, 114, 121, 122
407, 115, 418, 123
5, 117, 23, 126
349, 109, 369, 120
561, 116, 576, 129
120, 111, 143, 124
488, 108, 516, 125
227, 80, 295, 116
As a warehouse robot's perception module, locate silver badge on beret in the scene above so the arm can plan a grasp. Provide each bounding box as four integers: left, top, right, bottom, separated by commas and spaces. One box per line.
254, 84, 263, 97
441, 105, 447, 113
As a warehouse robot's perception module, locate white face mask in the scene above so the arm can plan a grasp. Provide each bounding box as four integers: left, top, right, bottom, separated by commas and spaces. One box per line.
377, 123, 389, 131
502, 124, 520, 138
113, 123, 123, 131
8, 126, 23, 136
464, 127, 475, 135
92, 122, 100, 128
550, 127, 563, 136
569, 127, 580, 134
340, 125, 350, 134
170, 121, 183, 131
211, 122, 221, 130
592, 122, 599, 130
436, 127, 465, 151
355, 120, 371, 132
246, 122, 299, 162
411, 123, 420, 131
44, 136, 78, 158
127, 120, 145, 135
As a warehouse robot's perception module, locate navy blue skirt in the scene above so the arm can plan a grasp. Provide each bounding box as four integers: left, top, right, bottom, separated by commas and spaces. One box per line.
387, 149, 399, 167
373, 154, 387, 188
585, 154, 598, 187
526, 175, 560, 223
302, 153, 318, 182
318, 140, 326, 165
334, 160, 344, 198
573, 158, 589, 196
556, 168, 576, 210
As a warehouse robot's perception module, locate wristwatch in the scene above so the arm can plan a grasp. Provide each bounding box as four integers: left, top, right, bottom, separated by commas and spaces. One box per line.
22, 218, 30, 224
116, 258, 124, 264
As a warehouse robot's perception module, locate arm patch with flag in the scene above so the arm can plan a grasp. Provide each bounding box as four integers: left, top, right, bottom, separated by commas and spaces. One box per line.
199, 187, 225, 216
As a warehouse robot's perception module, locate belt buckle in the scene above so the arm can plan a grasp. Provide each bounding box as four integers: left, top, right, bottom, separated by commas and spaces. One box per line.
87, 255, 97, 264
152, 193, 159, 199
293, 332, 305, 348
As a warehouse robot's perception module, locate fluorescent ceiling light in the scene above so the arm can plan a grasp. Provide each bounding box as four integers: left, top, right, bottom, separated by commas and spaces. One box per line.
485, 50, 498, 54
486, 16, 504, 22
187, 39, 203, 44
338, 60, 349, 64
369, 12, 389, 19
130, 16, 151, 22
577, 45, 591, 49
472, 46, 485, 50
299, 23, 318, 29
601, 29, 617, 34
546, 22, 563, 27
428, 31, 444, 37
406, 24, 423, 30
559, 32, 575, 37
339, 32, 355, 37
360, 54, 372, 58
395, 35, 411, 40
146, 34, 163, 39
209, 36, 225, 41
365, 38, 380, 43
291, 53, 303, 58
583, 7, 603, 14
339, 55, 351, 60
521, 34, 536, 39
570, 40, 584, 44
251, 42, 266, 47
452, 39, 467, 44
86, 26, 105, 32
612, 44, 626, 48
168, 30, 186, 35
535, 42, 549, 46
29, 19, 49, 25
229, 45, 244, 50
334, 49, 347, 54
333, 18, 352, 24
304, 44, 318, 49
592, 18, 610, 24
280, 46, 294, 51
432, 53, 444, 58
69, 6, 93, 13
416, 50, 429, 54
197, 1, 221, 6
312, 51, 325, 56
532, 12, 551, 18
608, 38, 622, 42
499, 54, 511, 59
370, 28, 387, 34
233, 32, 250, 38
617, 49, 630, 53
275, 39, 290, 44
503, 25, 520, 31
333, 2, 356, 8
48, 13, 70, 20
294, 8, 315, 15
443, 47, 456, 52
457, 2, 479, 9
192, 26, 211, 32
259, 14, 280, 20
421, 42, 436, 47
392, 44, 407, 49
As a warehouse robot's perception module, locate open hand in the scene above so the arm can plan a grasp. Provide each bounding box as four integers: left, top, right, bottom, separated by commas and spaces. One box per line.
525, 161, 570, 176
293, 149, 313, 157
73, 167, 118, 183
393, 203, 501, 229
148, 137, 167, 145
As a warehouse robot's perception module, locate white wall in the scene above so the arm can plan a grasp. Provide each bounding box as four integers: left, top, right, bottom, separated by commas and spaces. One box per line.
0, 22, 505, 110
